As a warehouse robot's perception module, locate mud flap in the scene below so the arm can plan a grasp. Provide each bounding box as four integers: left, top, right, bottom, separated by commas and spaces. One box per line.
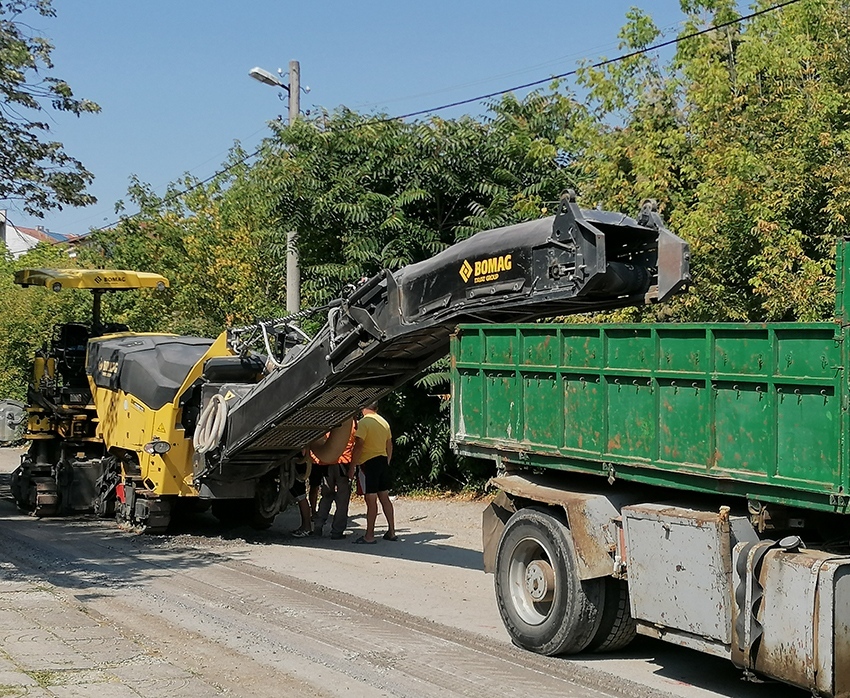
482, 490, 516, 574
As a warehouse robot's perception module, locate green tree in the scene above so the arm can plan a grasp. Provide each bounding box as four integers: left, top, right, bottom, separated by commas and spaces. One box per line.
79, 155, 280, 337
245, 92, 586, 308
0, 0, 100, 216
677, 0, 848, 322
575, 0, 850, 323
0, 241, 83, 399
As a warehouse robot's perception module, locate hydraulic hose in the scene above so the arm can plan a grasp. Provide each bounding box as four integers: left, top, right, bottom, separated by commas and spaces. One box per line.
194, 394, 228, 454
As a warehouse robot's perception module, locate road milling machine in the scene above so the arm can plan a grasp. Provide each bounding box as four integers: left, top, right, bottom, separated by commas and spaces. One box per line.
11, 194, 690, 533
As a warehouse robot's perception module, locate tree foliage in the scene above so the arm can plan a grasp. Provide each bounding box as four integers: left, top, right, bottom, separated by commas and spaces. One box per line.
77, 152, 279, 336
577, 0, 850, 322
0, 0, 100, 216
242, 94, 585, 307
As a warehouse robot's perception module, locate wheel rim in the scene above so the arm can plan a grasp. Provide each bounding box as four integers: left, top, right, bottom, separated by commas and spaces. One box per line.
508, 536, 557, 625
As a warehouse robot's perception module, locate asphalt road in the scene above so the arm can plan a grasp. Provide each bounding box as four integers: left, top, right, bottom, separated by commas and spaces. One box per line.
0, 447, 806, 698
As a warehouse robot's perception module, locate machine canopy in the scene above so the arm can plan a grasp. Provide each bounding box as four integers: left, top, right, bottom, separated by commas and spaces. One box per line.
14, 268, 169, 292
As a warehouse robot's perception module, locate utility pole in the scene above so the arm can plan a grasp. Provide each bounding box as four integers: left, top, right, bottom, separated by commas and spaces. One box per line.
286, 60, 301, 318
248, 61, 306, 318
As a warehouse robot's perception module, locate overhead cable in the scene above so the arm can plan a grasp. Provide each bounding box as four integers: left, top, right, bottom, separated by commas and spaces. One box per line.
95, 0, 803, 232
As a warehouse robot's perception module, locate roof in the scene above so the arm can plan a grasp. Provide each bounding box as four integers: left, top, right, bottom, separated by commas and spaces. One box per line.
13, 226, 82, 243
0, 213, 86, 258
14, 268, 170, 291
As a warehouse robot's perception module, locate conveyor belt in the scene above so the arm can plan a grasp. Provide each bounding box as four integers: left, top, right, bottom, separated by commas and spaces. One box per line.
208, 195, 690, 482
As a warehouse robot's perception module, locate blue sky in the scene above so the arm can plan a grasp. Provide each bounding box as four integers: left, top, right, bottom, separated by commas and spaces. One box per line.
8, 0, 687, 236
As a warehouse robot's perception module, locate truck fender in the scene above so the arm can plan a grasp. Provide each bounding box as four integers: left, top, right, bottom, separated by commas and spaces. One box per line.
487, 474, 628, 580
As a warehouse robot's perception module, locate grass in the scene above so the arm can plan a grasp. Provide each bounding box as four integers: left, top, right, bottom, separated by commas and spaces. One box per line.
26, 670, 61, 688
397, 486, 493, 502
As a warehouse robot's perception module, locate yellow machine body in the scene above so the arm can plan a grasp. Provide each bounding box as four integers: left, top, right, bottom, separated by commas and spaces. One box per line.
87, 332, 232, 498
9, 268, 235, 530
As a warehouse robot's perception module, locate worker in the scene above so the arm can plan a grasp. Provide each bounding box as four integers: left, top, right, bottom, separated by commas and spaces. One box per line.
349, 402, 397, 544
289, 453, 313, 538
308, 456, 324, 519
311, 421, 356, 539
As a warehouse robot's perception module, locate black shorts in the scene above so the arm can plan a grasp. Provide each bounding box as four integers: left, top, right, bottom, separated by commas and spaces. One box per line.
358, 455, 391, 494
289, 477, 306, 501
309, 465, 325, 488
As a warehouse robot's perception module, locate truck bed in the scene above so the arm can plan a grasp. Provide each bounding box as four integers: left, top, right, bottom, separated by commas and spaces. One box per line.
451, 322, 850, 513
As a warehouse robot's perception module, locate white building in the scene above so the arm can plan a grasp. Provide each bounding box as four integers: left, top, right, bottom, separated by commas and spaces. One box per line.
0, 210, 80, 258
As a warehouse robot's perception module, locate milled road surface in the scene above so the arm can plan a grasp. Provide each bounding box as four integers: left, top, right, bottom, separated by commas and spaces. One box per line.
0, 447, 805, 698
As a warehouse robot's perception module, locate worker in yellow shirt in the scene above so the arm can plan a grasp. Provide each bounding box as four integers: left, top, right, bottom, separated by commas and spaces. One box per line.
349, 402, 397, 544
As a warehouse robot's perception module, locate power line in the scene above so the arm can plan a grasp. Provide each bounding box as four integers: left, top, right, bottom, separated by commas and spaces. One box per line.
389, 0, 804, 121
96, 0, 803, 233
350, 18, 688, 111
61, 126, 271, 231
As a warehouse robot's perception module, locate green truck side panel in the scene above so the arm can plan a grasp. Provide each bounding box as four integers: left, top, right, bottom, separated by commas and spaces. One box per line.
451, 321, 849, 513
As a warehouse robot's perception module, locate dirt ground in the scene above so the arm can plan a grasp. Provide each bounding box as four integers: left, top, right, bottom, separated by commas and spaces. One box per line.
0, 446, 807, 698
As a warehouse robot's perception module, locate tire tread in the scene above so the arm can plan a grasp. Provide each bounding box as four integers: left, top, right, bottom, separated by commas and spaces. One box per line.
586, 577, 636, 653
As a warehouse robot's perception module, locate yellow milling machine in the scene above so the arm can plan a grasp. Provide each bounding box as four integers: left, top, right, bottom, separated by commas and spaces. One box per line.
12, 269, 224, 531
9, 197, 691, 533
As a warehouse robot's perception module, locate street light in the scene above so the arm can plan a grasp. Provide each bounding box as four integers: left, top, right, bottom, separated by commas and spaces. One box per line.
249, 66, 311, 99
249, 60, 306, 319
248, 66, 283, 88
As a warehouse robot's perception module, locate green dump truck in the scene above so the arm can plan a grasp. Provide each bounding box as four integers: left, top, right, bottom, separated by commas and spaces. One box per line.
450, 241, 850, 696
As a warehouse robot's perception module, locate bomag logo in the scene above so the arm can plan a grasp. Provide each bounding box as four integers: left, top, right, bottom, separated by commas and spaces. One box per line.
94, 275, 127, 284
97, 359, 119, 378
459, 254, 513, 284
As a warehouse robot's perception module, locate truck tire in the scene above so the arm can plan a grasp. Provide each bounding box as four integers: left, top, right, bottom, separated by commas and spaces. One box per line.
495, 506, 604, 656
585, 577, 636, 653
250, 467, 284, 530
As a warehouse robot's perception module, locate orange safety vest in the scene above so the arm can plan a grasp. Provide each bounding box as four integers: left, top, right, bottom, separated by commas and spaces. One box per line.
309, 424, 356, 465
